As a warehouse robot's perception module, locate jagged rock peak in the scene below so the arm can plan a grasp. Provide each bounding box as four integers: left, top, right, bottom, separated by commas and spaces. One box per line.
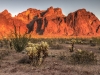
0, 9, 12, 18
1, 9, 9, 14
76, 8, 86, 12
1, 9, 11, 15
43, 6, 64, 17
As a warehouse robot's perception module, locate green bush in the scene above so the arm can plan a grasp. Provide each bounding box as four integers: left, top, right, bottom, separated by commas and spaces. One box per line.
11, 22, 30, 52
12, 35, 30, 52
70, 49, 97, 64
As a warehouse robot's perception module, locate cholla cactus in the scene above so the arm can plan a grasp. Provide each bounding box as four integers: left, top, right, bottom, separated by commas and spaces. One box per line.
77, 49, 82, 53
25, 41, 49, 66
69, 39, 76, 52
27, 41, 35, 47
71, 39, 76, 43
40, 41, 49, 57
77, 40, 83, 44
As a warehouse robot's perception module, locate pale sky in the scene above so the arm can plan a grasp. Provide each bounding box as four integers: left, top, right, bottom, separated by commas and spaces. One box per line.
0, 0, 100, 19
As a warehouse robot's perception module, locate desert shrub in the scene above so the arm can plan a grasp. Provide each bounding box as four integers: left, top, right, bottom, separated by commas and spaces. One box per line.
10, 22, 30, 52
89, 38, 97, 46
0, 40, 4, 48
51, 43, 64, 50
57, 38, 67, 44
0, 37, 10, 48
25, 41, 49, 66
90, 43, 96, 46
30, 38, 40, 43
12, 35, 30, 52
58, 52, 67, 60
2, 37, 8, 47
77, 38, 89, 45
96, 38, 100, 45
70, 49, 97, 64
46, 39, 54, 47
75, 39, 84, 44
0, 49, 10, 59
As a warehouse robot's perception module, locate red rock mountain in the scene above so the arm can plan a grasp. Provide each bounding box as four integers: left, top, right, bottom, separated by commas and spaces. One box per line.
0, 7, 100, 38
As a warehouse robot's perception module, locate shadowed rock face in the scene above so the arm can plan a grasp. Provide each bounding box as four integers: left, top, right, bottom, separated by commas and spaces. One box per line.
27, 8, 100, 36
0, 7, 100, 38
0, 10, 27, 38
65, 9, 100, 36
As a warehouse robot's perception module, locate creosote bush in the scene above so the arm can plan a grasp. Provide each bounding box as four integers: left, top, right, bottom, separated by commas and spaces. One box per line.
25, 41, 49, 66
70, 49, 97, 64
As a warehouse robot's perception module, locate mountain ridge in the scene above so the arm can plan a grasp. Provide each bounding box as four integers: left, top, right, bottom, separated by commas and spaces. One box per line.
0, 7, 100, 38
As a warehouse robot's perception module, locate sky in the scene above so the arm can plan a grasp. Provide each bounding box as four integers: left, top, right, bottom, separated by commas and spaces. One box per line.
0, 0, 100, 19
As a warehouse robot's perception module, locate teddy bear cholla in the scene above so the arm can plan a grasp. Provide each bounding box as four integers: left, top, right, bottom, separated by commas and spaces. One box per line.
25, 41, 49, 66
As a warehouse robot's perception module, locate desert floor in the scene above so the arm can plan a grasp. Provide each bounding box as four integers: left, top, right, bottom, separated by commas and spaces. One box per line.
0, 44, 100, 75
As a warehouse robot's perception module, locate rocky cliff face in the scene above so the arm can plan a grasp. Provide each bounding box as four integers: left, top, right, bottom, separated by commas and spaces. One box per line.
27, 8, 100, 37
16, 8, 41, 23
0, 10, 27, 38
0, 7, 100, 38
65, 9, 100, 36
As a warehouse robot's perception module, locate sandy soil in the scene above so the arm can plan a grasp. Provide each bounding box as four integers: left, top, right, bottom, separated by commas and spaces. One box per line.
0, 44, 100, 75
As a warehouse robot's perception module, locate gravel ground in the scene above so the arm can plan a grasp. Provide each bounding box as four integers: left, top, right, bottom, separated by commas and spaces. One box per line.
0, 44, 100, 75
